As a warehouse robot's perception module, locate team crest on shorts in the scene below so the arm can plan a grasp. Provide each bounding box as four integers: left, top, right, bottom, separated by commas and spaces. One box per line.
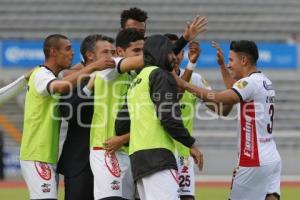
105, 151, 121, 177
181, 165, 189, 174
111, 180, 120, 190
41, 183, 51, 193
34, 161, 52, 181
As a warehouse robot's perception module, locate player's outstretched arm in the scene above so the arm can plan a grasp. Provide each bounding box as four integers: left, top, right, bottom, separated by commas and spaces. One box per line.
186, 83, 239, 105
49, 57, 115, 94
60, 62, 85, 78
24, 68, 34, 81
118, 55, 144, 73
173, 74, 240, 105
0, 69, 34, 105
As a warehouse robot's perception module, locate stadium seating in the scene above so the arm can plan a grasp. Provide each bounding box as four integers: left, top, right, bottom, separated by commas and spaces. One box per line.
0, 0, 300, 41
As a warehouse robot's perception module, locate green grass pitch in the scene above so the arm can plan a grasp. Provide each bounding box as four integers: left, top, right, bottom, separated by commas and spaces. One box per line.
0, 186, 299, 200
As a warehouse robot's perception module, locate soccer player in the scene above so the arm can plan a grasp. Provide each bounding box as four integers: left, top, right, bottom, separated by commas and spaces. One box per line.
174, 40, 282, 200
115, 29, 144, 59
114, 35, 204, 200
120, 7, 148, 34
19, 34, 114, 200
57, 34, 116, 200
103, 29, 145, 153
0, 70, 32, 105
88, 29, 144, 200
164, 33, 211, 200
165, 35, 234, 200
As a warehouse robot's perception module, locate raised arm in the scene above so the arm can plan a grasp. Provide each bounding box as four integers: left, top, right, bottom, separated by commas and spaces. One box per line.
173, 73, 240, 117
200, 41, 235, 115
183, 16, 208, 42
180, 41, 201, 82
173, 15, 208, 55
212, 41, 236, 89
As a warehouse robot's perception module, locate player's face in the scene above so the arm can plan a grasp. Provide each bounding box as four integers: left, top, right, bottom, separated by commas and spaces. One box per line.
121, 40, 144, 58
174, 50, 184, 73
228, 50, 243, 79
56, 39, 74, 69
169, 39, 183, 74
168, 52, 177, 71
124, 19, 146, 34
93, 41, 115, 61
111, 45, 117, 57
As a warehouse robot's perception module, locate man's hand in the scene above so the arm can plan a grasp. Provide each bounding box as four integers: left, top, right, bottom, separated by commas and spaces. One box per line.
188, 41, 201, 63
103, 134, 129, 154
190, 144, 204, 171
183, 15, 208, 42
212, 41, 225, 67
24, 68, 35, 81
93, 56, 115, 71
103, 136, 124, 153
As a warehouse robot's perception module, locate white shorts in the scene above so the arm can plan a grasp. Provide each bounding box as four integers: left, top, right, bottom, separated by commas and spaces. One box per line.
229, 159, 281, 200
90, 149, 135, 199
176, 156, 195, 197
20, 160, 58, 199
137, 169, 180, 200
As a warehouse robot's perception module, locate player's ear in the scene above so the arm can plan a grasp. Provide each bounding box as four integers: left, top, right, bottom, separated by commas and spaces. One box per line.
86, 51, 95, 62
50, 47, 57, 57
116, 46, 125, 57
241, 54, 248, 66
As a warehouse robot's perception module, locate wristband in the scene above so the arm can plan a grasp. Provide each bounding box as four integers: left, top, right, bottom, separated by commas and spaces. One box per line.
83, 86, 92, 97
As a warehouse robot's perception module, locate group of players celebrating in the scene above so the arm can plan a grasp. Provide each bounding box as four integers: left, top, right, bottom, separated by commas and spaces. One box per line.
0, 7, 281, 200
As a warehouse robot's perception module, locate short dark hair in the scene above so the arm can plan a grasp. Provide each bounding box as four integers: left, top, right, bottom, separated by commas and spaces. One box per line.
120, 7, 148, 28
230, 40, 259, 65
164, 33, 179, 41
116, 28, 145, 50
80, 34, 114, 62
43, 34, 69, 59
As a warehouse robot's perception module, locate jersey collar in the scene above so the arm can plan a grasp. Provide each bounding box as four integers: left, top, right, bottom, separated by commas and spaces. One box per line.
39, 65, 57, 77
248, 71, 261, 77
